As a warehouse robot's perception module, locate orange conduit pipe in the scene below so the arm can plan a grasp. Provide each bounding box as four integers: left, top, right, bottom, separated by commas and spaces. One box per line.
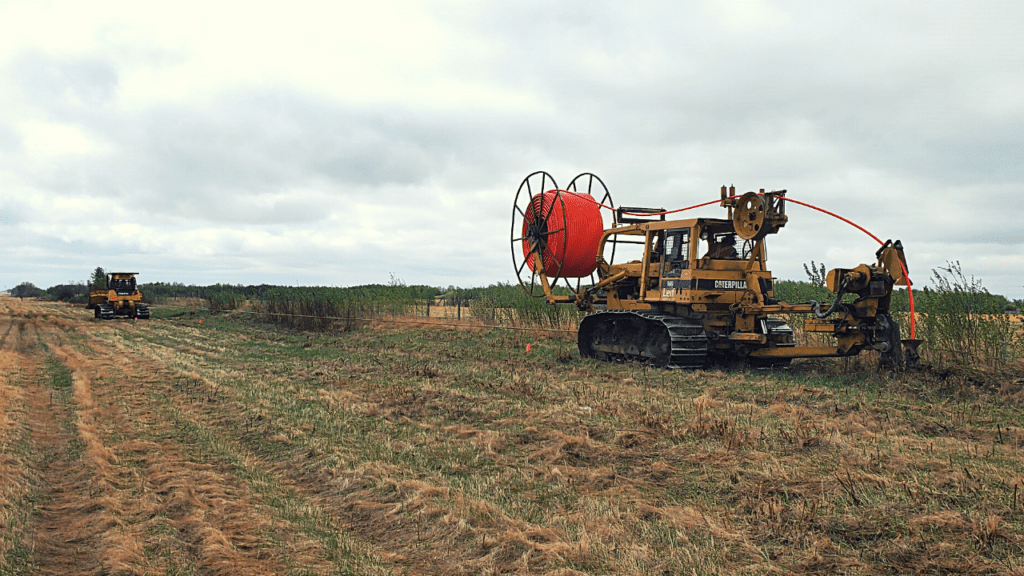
558, 190, 917, 339
523, 191, 604, 278
780, 197, 915, 339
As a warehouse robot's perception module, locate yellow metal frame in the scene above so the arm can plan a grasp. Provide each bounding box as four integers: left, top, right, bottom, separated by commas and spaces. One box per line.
521, 188, 911, 362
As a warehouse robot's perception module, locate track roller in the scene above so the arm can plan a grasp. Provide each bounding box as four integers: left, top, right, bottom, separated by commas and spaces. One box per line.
578, 311, 708, 368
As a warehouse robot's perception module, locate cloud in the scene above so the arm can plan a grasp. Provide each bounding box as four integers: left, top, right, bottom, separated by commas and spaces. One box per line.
989, 236, 1024, 245
10, 51, 119, 110
0, 1, 1021, 299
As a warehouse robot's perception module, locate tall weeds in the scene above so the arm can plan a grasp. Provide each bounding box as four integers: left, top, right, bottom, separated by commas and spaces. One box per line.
206, 290, 243, 312
468, 282, 585, 329
249, 285, 430, 332
245, 282, 586, 333
777, 261, 1023, 370
914, 261, 1022, 368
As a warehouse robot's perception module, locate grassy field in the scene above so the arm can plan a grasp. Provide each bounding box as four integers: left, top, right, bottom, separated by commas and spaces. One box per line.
2, 294, 1024, 574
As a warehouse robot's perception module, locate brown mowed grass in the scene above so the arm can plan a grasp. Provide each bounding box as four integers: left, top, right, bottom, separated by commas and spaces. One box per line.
4, 294, 1024, 574
117, 308, 1024, 574
0, 296, 380, 575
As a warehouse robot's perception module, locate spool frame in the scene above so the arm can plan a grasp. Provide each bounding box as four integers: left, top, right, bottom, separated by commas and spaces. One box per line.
510, 172, 616, 298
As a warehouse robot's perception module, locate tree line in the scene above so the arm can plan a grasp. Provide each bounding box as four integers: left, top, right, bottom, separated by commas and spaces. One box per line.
7, 264, 1023, 315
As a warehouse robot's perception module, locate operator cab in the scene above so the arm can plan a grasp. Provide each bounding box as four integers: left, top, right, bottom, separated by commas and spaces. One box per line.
660, 228, 689, 278
108, 273, 139, 296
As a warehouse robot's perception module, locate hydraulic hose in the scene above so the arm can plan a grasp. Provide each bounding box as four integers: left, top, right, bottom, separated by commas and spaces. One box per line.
808, 278, 849, 319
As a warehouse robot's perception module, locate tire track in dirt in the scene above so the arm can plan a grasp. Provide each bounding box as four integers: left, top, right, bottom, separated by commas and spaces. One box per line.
0, 298, 110, 574
94, 329, 390, 575
116, 327, 597, 575
34, 310, 302, 575
1, 299, 335, 574
0, 314, 13, 351
137, 380, 475, 575
8, 303, 142, 575
0, 300, 27, 435
20, 373, 117, 574
0, 300, 35, 570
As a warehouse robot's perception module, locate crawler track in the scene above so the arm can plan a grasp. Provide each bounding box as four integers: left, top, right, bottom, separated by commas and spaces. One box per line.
577, 310, 709, 368
92, 302, 150, 320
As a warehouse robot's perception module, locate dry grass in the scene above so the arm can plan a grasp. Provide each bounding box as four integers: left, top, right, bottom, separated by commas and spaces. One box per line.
156, 296, 210, 309
425, 302, 475, 321
0, 295, 367, 574
2, 294, 1023, 574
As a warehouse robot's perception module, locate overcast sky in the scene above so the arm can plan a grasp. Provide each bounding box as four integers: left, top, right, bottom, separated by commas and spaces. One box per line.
1, 1, 1022, 298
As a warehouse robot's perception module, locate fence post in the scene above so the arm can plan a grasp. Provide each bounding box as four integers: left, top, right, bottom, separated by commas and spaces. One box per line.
426, 300, 430, 318
457, 300, 461, 321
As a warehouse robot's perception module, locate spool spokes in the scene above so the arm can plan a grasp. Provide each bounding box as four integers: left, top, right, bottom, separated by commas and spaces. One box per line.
566, 172, 616, 226
511, 171, 568, 297
512, 171, 613, 298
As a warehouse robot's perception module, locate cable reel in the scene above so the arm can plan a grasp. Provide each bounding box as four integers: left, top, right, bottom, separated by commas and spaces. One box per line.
566, 173, 616, 292
510, 172, 614, 297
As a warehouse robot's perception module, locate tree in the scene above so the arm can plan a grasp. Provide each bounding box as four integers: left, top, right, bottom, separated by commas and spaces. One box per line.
11, 282, 43, 298
46, 282, 88, 302
90, 267, 107, 291
803, 260, 828, 289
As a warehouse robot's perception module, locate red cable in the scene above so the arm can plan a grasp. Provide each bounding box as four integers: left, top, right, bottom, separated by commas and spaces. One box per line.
564, 188, 917, 339
781, 197, 883, 243
780, 197, 916, 338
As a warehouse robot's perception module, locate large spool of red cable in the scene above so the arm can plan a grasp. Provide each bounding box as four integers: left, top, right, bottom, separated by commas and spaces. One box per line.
522, 191, 603, 278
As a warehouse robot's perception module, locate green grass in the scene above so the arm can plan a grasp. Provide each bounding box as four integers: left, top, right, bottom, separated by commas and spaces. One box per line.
39, 353, 85, 463
0, 373, 34, 576
151, 401, 393, 575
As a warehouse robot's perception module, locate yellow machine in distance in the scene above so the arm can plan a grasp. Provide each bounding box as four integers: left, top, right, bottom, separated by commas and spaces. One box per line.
87, 272, 151, 320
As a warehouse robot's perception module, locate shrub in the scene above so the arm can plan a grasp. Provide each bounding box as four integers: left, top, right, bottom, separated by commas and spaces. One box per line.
207, 290, 243, 312
469, 282, 585, 329
250, 284, 437, 332
10, 282, 44, 298
914, 261, 1022, 368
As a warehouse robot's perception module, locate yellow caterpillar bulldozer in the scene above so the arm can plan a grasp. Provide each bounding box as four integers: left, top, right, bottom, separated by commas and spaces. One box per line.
87, 272, 151, 320
511, 172, 922, 369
